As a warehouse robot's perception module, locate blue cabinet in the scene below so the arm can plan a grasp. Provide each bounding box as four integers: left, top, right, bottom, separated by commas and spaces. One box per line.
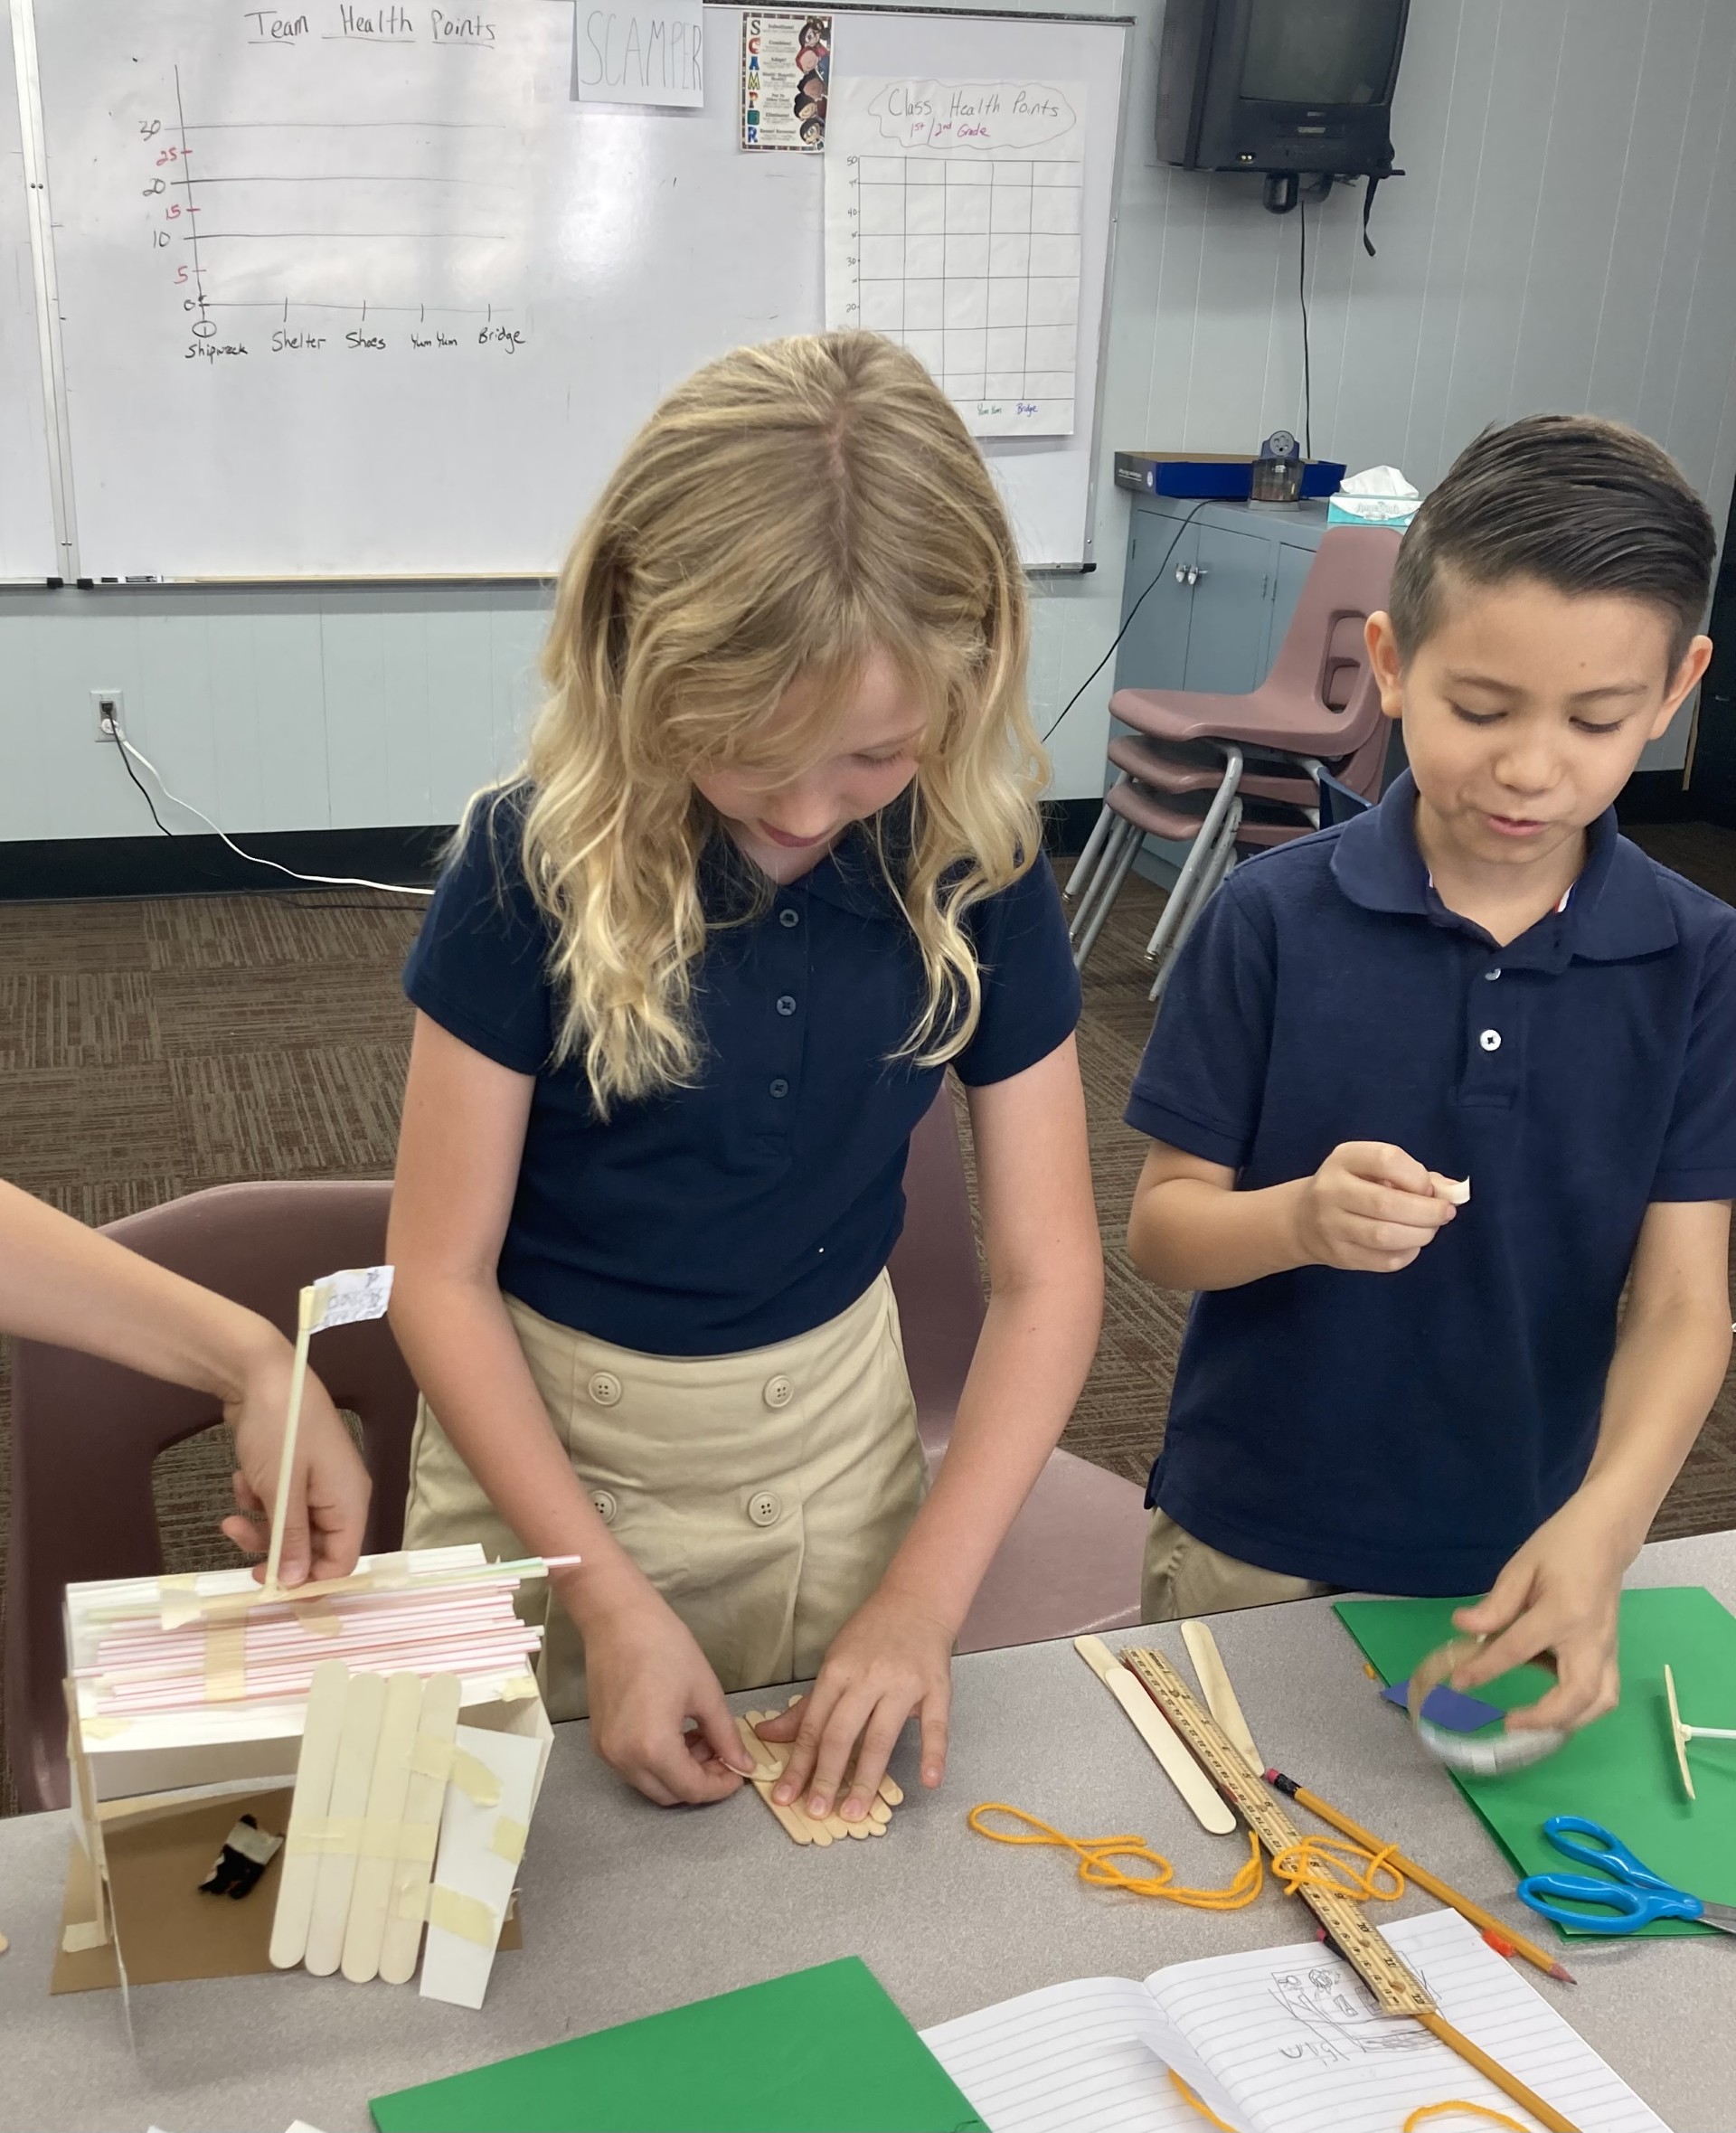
1105, 497, 1332, 881
1115, 496, 1329, 697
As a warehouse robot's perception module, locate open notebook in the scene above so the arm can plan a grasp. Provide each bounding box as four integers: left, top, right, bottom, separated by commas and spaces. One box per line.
921, 1910, 1667, 2133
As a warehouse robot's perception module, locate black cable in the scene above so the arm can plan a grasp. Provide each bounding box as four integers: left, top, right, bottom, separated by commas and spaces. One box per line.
1041, 501, 1209, 745
108, 731, 430, 910
116, 732, 175, 837
1298, 193, 1313, 463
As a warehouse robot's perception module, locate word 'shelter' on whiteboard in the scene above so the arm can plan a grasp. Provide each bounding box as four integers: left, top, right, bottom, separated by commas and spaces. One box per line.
867, 80, 1076, 153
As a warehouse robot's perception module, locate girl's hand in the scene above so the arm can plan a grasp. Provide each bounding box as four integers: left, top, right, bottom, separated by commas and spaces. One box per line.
1448, 1495, 1632, 1733
577, 1580, 758, 1807
755, 1585, 954, 1824
222, 1354, 371, 1586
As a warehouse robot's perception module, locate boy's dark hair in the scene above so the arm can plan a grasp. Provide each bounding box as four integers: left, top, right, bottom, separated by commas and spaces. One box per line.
1389, 414, 1716, 668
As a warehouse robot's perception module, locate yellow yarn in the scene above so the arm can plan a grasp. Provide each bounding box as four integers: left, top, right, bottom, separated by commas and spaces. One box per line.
967, 1802, 1404, 1911
1169, 2072, 1530, 2133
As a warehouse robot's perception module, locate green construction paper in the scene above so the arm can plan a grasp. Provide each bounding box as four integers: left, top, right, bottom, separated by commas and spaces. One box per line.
369, 1957, 987, 2132
1335, 1586, 1736, 1940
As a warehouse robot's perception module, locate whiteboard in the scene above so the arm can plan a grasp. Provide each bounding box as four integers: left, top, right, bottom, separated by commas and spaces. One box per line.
1, 8, 58, 579
28, 0, 1127, 578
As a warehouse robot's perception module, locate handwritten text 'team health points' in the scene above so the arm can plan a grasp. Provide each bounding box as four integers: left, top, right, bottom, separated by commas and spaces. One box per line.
243, 7, 499, 45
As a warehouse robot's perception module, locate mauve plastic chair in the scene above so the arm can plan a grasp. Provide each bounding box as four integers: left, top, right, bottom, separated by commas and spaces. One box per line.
892, 1091, 1146, 1655
1067, 526, 1400, 985
5, 1180, 416, 1814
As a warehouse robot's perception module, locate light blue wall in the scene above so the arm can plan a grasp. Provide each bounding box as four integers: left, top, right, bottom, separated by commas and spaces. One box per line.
4, 0, 1732, 843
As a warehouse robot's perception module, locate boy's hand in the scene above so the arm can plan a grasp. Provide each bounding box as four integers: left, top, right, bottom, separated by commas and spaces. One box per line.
575, 1578, 756, 1807
1292, 1142, 1460, 1273
753, 1584, 953, 1824
1448, 1496, 1629, 1733
223, 1354, 371, 1586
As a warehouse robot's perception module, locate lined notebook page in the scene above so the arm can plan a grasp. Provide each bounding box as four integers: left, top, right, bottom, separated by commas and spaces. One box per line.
921, 1977, 1204, 2133
1145, 1908, 1669, 2133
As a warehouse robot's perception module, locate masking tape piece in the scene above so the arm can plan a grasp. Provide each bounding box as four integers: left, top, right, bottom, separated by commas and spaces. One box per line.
203, 1622, 248, 1703
448, 1749, 503, 1807
499, 1674, 538, 1702
80, 1716, 130, 1739
410, 1736, 455, 1783
287, 1817, 437, 1863
285, 1817, 363, 1859
489, 1816, 527, 1865
61, 1920, 110, 1953
296, 1600, 343, 1638
426, 1885, 499, 1947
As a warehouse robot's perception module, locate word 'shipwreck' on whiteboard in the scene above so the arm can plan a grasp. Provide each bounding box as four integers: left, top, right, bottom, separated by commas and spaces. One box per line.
574, 0, 705, 109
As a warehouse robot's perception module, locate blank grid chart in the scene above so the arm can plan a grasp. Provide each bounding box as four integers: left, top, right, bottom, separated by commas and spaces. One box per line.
846, 155, 1081, 435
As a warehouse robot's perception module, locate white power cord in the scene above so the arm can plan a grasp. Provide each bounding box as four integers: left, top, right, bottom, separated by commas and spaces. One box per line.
114, 728, 434, 898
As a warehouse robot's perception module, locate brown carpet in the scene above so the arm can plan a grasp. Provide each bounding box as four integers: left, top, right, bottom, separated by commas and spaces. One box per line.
2, 824, 1734, 1813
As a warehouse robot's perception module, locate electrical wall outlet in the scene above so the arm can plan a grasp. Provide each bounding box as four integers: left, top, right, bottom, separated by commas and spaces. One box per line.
91, 688, 124, 742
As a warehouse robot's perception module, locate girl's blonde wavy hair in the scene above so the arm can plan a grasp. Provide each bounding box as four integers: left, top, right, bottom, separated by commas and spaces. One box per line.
514, 330, 1046, 1113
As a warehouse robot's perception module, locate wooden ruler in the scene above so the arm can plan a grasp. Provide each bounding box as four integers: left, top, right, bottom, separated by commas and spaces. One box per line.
1122, 1647, 1433, 2017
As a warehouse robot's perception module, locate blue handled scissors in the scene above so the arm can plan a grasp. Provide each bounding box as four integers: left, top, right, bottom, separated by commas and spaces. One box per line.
1517, 1815, 1736, 1935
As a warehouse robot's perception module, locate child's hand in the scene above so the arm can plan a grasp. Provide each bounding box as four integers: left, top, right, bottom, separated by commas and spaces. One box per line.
754, 1584, 954, 1824
577, 1581, 757, 1807
1292, 1142, 1461, 1273
223, 1354, 371, 1586
1448, 1497, 1630, 1733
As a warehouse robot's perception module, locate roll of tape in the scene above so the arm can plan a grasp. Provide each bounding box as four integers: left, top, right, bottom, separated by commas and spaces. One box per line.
1406, 1638, 1567, 1775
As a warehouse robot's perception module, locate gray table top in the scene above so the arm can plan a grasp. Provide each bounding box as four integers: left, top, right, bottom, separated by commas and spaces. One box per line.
3, 1532, 1731, 2133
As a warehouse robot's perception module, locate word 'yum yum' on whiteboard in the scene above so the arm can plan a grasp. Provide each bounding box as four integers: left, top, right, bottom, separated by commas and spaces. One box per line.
576, 0, 704, 107
868, 80, 1075, 151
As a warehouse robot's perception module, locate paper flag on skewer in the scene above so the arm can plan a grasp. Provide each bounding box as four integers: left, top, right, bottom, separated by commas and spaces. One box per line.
305, 1266, 394, 1334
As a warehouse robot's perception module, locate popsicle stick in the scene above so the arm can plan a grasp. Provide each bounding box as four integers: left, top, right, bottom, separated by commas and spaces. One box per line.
305, 1671, 387, 1977
1665, 1664, 1697, 1801
380, 1673, 462, 1985
270, 1659, 350, 1970
877, 1774, 903, 1808
342, 1671, 423, 1983
263, 1284, 317, 1598
1181, 1621, 1263, 1776
1075, 1637, 1235, 1836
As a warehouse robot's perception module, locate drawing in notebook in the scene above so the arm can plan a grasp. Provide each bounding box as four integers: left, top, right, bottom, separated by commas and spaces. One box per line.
920, 1909, 1668, 2133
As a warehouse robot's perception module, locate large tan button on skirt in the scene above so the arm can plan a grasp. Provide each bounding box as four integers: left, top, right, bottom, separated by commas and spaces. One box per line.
402, 1270, 928, 1721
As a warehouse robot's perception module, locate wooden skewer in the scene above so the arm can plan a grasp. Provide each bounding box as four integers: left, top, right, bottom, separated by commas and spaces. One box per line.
1419, 2011, 1580, 2133
1266, 1769, 1575, 1985
262, 1283, 318, 1598
1180, 1621, 1263, 1776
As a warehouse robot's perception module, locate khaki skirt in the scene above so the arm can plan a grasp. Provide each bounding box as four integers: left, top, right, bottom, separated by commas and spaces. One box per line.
402, 1270, 929, 1721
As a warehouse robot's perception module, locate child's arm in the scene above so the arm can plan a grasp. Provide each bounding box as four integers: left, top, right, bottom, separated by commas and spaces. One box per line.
1452, 1195, 1733, 1732
0, 1176, 368, 1584
757, 1035, 1102, 1824
387, 1013, 754, 1806
1127, 1137, 1461, 1289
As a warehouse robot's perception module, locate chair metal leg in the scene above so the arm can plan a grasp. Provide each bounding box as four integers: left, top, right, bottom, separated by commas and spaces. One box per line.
1071, 816, 1146, 970
1063, 783, 1126, 901
1140, 748, 1244, 966
1067, 814, 1133, 947
1150, 799, 1241, 1002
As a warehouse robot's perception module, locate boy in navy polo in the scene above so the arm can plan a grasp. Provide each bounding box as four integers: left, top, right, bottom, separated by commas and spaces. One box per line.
1125, 415, 1736, 1735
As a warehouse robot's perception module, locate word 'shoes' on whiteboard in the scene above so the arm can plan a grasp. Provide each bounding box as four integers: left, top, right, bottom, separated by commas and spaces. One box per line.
575, 0, 705, 109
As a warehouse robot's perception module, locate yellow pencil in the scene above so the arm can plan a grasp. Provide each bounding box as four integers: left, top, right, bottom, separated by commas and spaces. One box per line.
1265, 1768, 1576, 1985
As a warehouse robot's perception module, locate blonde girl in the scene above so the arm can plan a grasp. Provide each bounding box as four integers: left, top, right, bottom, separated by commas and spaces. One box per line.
388, 332, 1101, 1823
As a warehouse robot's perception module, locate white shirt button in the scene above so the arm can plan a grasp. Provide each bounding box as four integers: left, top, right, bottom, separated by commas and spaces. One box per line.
776, 995, 797, 1016
769, 1077, 789, 1098
764, 1374, 794, 1410
748, 1490, 783, 1528
1479, 1029, 1502, 1052
1485, 967, 1502, 981
588, 1371, 622, 1407
778, 908, 800, 929
590, 1489, 618, 1524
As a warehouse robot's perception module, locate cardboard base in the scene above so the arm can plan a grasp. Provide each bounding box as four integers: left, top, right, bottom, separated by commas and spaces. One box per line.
52, 1788, 521, 1995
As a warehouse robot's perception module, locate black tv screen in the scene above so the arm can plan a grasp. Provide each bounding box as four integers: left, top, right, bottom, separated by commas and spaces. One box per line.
1239, 0, 1404, 107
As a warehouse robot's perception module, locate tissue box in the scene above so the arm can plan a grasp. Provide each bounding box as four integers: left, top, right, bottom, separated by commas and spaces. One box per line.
1327, 495, 1420, 530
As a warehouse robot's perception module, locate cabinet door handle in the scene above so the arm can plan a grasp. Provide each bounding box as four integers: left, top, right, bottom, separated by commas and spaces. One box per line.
1174, 564, 1189, 584
1186, 565, 1208, 587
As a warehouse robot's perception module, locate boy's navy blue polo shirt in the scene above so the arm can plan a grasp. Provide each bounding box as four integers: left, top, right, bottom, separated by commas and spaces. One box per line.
405, 787, 1080, 1357
1127, 770, 1736, 1596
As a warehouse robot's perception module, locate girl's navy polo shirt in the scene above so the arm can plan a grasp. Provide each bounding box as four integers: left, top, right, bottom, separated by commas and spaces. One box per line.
404, 788, 1080, 1357
1127, 771, 1736, 1597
